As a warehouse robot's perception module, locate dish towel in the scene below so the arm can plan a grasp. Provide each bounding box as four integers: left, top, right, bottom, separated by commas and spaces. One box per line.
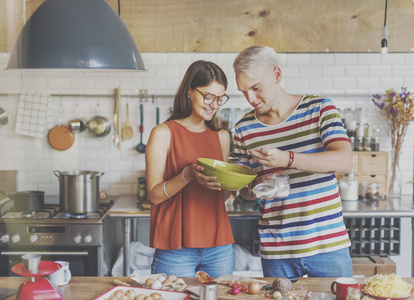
15, 93, 52, 137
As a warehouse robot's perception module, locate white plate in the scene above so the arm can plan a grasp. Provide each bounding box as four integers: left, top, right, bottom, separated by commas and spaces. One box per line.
94, 286, 190, 300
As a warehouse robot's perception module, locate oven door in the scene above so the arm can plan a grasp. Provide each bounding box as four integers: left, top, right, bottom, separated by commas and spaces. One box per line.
0, 245, 102, 276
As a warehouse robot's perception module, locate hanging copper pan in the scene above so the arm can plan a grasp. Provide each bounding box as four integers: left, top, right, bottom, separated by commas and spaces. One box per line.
48, 124, 74, 150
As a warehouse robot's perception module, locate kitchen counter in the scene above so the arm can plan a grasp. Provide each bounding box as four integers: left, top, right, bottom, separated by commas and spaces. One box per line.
108, 194, 414, 218
108, 194, 414, 276
2, 276, 414, 300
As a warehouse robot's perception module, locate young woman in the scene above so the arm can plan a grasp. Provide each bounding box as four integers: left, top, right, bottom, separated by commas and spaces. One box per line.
145, 60, 234, 277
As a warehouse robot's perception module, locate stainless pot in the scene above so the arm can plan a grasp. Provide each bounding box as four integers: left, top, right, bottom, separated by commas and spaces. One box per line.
0, 190, 44, 213
53, 170, 104, 214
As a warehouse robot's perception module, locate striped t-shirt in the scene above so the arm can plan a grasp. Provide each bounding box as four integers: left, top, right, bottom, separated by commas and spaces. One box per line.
233, 95, 351, 259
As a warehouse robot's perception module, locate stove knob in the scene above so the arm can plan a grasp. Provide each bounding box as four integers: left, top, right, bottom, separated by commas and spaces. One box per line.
0, 234, 10, 244
83, 235, 93, 244
73, 235, 82, 244
11, 234, 20, 244
29, 234, 38, 243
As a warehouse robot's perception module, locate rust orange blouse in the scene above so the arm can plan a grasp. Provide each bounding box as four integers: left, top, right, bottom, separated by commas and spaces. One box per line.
149, 120, 234, 250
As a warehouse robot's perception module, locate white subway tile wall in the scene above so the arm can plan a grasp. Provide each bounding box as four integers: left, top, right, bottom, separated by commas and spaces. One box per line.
0, 52, 413, 197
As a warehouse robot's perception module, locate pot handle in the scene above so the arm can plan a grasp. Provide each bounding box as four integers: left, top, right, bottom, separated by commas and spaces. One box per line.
53, 170, 61, 178
0, 189, 11, 199
90, 172, 105, 180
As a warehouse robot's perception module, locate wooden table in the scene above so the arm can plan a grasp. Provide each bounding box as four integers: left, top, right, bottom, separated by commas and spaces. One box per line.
2, 276, 414, 300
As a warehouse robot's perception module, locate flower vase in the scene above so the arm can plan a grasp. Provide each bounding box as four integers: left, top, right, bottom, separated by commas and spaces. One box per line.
388, 150, 402, 197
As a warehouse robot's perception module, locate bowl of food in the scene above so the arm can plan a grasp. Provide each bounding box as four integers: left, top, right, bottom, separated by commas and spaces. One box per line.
361, 274, 414, 300
197, 158, 257, 191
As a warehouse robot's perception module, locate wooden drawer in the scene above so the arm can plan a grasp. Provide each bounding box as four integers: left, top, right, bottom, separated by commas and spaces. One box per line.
359, 174, 387, 195
358, 152, 388, 174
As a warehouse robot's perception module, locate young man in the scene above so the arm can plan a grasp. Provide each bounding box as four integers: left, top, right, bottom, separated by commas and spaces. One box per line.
233, 45, 353, 280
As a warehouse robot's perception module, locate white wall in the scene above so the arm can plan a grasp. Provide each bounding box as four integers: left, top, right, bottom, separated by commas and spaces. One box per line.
0, 52, 412, 195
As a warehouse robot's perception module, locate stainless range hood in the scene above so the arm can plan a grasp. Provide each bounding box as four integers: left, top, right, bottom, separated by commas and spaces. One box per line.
7, 0, 146, 71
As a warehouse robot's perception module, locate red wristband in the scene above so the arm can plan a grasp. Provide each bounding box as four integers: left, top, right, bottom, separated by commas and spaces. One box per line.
287, 151, 294, 168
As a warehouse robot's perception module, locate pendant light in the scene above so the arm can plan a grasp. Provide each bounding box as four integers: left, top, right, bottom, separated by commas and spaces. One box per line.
381, 0, 389, 54
7, 0, 146, 70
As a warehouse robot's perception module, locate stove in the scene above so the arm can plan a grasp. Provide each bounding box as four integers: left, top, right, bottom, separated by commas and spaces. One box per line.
0, 197, 117, 276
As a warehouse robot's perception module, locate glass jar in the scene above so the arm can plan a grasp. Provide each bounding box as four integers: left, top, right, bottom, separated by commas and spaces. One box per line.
252, 174, 290, 199
354, 137, 364, 151
349, 136, 355, 150
371, 127, 381, 151
345, 108, 357, 138
272, 174, 290, 198
339, 173, 359, 201
364, 123, 373, 138
363, 137, 372, 151
346, 286, 361, 300
356, 107, 368, 124
137, 177, 147, 202
359, 181, 380, 201
356, 123, 364, 139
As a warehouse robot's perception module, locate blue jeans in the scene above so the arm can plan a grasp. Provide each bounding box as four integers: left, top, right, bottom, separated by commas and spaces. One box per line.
151, 244, 234, 277
261, 248, 353, 281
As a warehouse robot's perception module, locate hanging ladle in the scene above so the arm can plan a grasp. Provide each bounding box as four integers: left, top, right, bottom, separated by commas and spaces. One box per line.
135, 104, 146, 153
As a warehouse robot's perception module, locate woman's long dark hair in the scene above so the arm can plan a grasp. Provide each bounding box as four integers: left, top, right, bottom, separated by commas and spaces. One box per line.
166, 60, 228, 131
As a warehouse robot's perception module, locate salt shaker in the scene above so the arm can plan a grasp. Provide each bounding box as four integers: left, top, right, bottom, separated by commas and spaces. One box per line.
199, 284, 218, 300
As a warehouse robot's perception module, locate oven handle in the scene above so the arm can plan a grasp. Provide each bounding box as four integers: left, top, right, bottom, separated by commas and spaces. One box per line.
1, 251, 89, 256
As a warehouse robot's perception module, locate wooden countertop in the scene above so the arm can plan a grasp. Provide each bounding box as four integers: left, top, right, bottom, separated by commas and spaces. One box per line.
1, 276, 414, 300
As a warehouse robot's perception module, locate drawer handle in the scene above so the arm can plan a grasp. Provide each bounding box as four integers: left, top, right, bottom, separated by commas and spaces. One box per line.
370, 175, 377, 178
370, 155, 377, 158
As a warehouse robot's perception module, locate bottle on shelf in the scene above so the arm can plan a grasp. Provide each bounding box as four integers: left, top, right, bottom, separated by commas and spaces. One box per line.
371, 127, 381, 151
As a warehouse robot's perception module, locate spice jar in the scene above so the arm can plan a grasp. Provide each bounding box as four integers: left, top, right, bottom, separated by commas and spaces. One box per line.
354, 137, 364, 151
359, 181, 380, 201
363, 137, 372, 151
371, 127, 381, 151
356, 123, 364, 139
339, 173, 359, 201
364, 123, 373, 138
137, 177, 147, 202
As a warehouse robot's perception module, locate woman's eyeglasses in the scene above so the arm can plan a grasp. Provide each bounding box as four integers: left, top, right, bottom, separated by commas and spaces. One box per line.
195, 88, 230, 106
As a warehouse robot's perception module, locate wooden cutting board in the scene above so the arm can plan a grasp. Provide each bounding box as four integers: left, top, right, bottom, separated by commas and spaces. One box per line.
217, 285, 309, 299
186, 280, 309, 300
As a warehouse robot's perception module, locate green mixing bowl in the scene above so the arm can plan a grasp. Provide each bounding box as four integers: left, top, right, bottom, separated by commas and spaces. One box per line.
197, 158, 257, 191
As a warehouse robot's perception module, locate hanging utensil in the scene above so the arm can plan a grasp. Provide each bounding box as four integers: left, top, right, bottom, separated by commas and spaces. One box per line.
117, 88, 122, 150
122, 102, 133, 140
0, 107, 8, 125
86, 101, 111, 137
155, 96, 160, 125
68, 97, 86, 133
135, 104, 146, 153
48, 97, 74, 151
113, 90, 119, 147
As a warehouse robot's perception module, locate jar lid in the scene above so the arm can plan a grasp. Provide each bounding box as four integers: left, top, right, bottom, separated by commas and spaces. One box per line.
272, 174, 289, 181
252, 182, 278, 199
360, 181, 380, 188
345, 172, 356, 177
